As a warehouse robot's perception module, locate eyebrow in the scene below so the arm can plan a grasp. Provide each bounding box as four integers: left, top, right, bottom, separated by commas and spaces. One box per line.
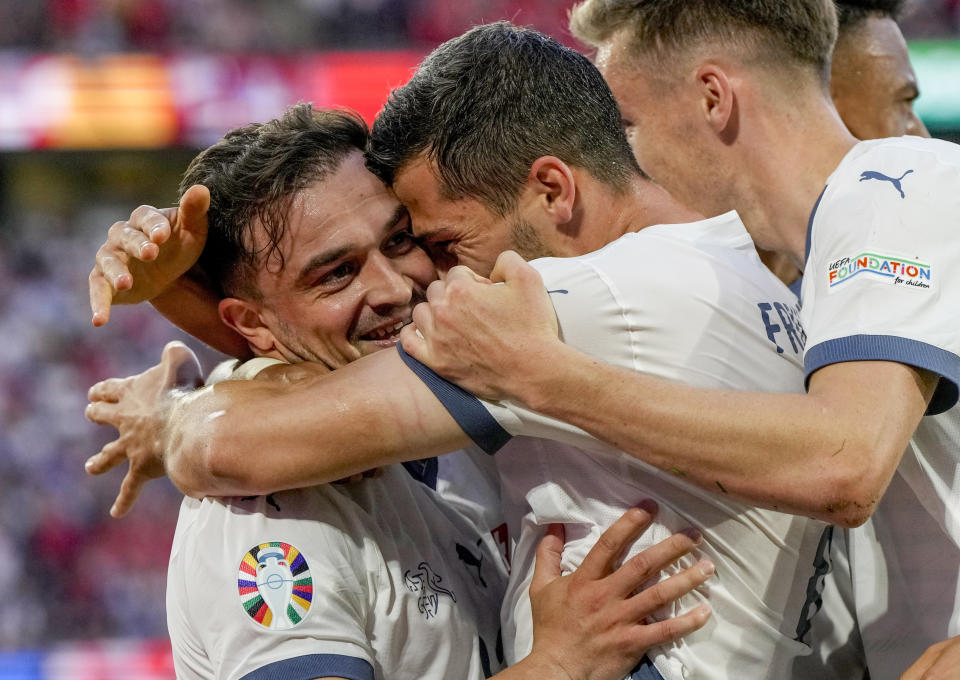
294, 204, 409, 288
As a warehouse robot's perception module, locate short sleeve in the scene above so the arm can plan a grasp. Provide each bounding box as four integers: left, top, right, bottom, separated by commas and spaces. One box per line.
801, 141, 960, 414
172, 497, 377, 680
397, 256, 628, 453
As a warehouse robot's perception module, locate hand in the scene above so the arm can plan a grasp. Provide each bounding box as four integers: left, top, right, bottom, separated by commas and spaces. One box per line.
902, 635, 960, 680
524, 502, 713, 680
85, 341, 204, 517
399, 250, 560, 402
89, 184, 210, 326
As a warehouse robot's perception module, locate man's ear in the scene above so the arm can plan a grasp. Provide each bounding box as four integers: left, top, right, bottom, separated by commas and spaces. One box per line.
526, 156, 577, 225
218, 297, 276, 354
696, 64, 738, 144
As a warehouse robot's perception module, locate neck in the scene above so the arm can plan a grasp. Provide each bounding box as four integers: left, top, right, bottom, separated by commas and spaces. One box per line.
735, 95, 857, 267
572, 175, 704, 255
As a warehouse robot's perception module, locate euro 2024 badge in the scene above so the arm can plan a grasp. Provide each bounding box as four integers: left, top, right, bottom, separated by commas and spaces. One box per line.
238, 542, 313, 629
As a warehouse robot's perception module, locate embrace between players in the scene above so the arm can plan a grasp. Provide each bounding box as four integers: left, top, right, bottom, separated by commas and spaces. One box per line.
84, 2, 959, 679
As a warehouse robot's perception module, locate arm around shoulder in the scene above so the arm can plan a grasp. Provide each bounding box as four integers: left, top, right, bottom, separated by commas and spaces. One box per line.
164, 347, 471, 497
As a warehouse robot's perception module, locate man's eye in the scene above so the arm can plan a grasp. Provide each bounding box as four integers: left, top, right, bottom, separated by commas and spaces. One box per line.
384, 230, 415, 254
321, 262, 356, 285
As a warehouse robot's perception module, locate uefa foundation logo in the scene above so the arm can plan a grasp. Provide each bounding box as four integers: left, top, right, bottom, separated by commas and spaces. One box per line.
237, 542, 313, 629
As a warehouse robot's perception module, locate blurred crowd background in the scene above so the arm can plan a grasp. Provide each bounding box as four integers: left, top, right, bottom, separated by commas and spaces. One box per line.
1, 0, 959, 53
0, 0, 958, 675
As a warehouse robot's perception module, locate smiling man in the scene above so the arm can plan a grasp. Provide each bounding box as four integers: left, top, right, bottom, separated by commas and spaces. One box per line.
96, 103, 712, 680
85, 24, 851, 680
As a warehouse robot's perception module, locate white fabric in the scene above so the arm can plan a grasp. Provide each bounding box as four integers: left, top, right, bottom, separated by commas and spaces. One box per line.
168, 362, 508, 680
483, 214, 835, 680
801, 136, 960, 678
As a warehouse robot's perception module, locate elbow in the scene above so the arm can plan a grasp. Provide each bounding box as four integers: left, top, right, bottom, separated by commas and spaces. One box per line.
814, 442, 894, 528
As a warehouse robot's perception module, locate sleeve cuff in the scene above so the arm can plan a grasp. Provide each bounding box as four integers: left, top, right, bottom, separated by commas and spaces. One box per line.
240, 653, 374, 680
396, 343, 512, 454
804, 334, 960, 415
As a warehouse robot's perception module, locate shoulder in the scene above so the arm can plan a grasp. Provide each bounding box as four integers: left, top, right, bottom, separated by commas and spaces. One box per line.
826, 137, 960, 204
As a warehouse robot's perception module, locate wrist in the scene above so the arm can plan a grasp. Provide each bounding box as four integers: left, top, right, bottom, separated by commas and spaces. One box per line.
512, 339, 588, 413
509, 651, 579, 680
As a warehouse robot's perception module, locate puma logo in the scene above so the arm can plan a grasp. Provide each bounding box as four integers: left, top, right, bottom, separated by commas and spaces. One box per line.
859, 169, 914, 199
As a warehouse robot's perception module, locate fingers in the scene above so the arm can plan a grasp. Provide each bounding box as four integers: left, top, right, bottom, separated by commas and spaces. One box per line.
623, 557, 714, 622
110, 468, 148, 518
160, 341, 203, 389
89, 268, 116, 327
530, 524, 566, 596
608, 529, 704, 598
130, 204, 175, 246
85, 400, 120, 426
576, 501, 658, 581
403, 301, 436, 363
490, 250, 543, 286
85, 440, 129, 476
424, 278, 446, 304
399, 322, 425, 357
443, 264, 491, 286
628, 604, 712, 649
177, 184, 211, 238
88, 377, 128, 403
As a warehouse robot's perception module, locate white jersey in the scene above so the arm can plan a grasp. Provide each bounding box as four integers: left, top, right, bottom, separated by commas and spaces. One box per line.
400, 213, 837, 680
168, 362, 509, 680
800, 136, 960, 679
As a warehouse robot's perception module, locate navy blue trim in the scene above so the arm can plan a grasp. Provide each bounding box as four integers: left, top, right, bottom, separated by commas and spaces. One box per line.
396, 343, 513, 454
628, 656, 665, 680
789, 275, 803, 302
240, 653, 373, 680
804, 185, 827, 268
402, 457, 439, 489
804, 335, 960, 415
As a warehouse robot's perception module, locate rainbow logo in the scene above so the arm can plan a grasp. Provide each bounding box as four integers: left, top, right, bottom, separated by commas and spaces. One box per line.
237, 541, 313, 629
828, 252, 931, 289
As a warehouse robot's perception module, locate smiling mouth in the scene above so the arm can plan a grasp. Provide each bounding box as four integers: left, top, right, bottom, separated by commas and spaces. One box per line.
360, 320, 411, 343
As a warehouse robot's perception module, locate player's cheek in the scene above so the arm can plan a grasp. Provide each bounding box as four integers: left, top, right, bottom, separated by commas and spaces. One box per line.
404, 248, 441, 289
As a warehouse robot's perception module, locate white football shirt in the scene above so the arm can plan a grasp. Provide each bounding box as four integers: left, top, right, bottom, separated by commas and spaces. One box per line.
167, 362, 509, 680
400, 213, 840, 680
801, 136, 960, 679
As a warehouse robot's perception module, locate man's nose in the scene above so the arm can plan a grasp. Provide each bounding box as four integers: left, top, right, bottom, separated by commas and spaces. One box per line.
364, 252, 413, 310
906, 111, 930, 139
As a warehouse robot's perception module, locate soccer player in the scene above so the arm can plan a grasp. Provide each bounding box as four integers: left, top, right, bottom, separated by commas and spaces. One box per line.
832, 0, 929, 140
390, 3, 958, 678
88, 24, 843, 680
757, 0, 931, 288
88, 104, 712, 680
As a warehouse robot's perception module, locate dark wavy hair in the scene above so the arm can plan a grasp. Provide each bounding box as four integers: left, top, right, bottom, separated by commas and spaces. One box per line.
179, 103, 369, 299
366, 21, 641, 217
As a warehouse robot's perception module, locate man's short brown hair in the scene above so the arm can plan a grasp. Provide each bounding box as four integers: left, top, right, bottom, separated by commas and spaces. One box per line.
570, 0, 839, 83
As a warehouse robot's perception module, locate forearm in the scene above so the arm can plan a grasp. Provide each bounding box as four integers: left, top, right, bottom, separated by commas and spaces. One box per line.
150, 275, 252, 360
163, 349, 469, 497
514, 342, 931, 526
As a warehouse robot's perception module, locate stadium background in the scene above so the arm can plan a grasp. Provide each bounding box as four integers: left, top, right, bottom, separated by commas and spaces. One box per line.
0, 1, 957, 677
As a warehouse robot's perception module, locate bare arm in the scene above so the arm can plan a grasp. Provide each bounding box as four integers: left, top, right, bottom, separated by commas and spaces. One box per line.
399, 253, 938, 528
86, 346, 471, 507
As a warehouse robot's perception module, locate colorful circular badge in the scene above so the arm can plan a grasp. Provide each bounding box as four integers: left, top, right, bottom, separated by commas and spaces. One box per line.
237, 541, 313, 629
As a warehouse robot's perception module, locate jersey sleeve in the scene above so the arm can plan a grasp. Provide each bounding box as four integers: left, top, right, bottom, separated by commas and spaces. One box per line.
801, 141, 960, 414
171, 493, 378, 680
397, 256, 630, 454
